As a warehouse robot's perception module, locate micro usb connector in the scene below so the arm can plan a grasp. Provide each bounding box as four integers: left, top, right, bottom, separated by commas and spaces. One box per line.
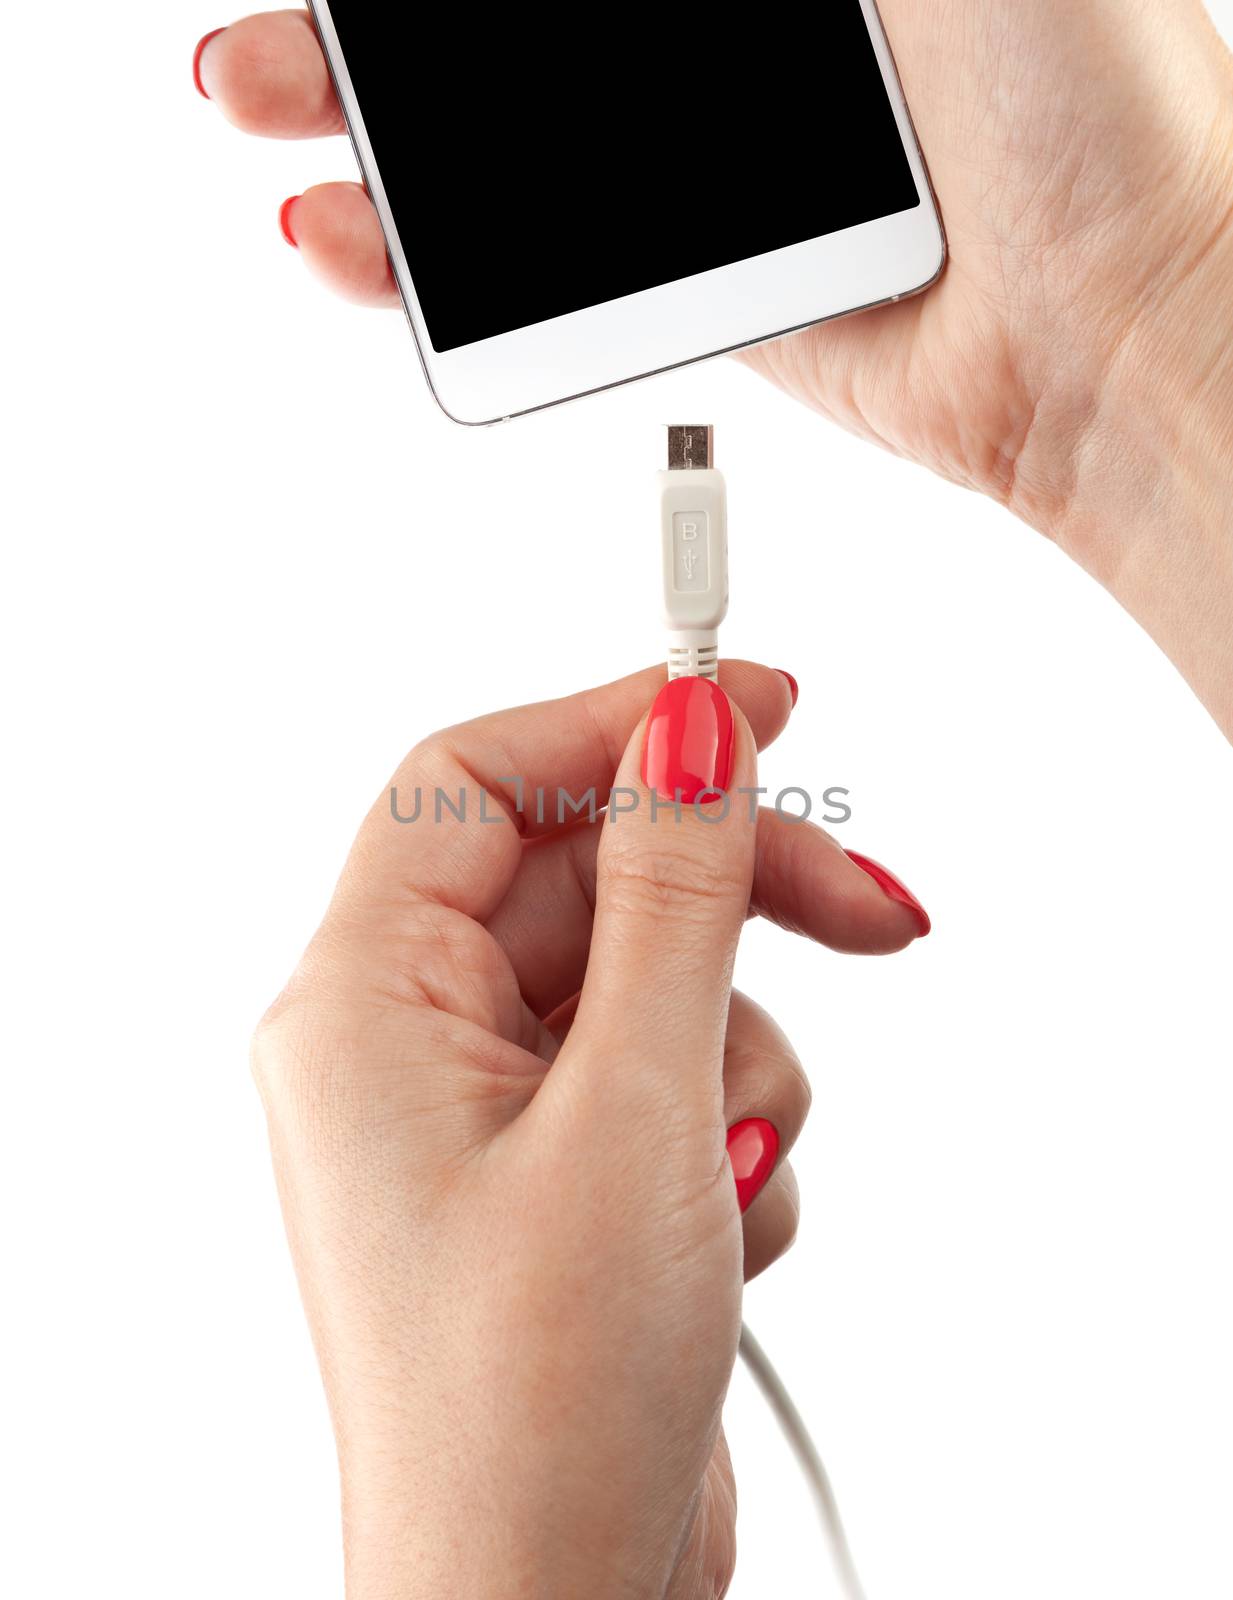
665, 424, 714, 472
659, 424, 728, 680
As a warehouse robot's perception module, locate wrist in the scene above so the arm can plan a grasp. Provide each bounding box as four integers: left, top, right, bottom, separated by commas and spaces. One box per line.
1010, 143, 1233, 737
345, 1535, 640, 1600
340, 1465, 658, 1600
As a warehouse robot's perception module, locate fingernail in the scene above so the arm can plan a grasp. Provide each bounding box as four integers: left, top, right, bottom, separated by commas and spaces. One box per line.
279, 196, 301, 248
193, 27, 226, 98
845, 850, 931, 937
727, 1118, 779, 1213
774, 669, 799, 708
642, 676, 735, 803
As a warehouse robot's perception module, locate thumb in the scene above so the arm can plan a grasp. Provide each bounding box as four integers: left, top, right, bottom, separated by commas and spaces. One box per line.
553, 675, 758, 1125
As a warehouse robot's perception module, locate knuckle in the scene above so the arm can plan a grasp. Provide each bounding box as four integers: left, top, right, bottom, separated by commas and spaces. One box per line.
250, 987, 391, 1158
725, 1042, 812, 1133
749, 1178, 801, 1278
249, 985, 320, 1107
248, 946, 361, 1118
598, 838, 749, 922
782, 1056, 813, 1126
403, 729, 455, 782
774, 1197, 801, 1260
374, 899, 512, 1013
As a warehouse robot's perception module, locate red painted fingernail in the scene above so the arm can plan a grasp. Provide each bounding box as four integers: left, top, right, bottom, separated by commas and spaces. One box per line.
279, 196, 301, 248
642, 676, 735, 803
845, 850, 931, 937
775, 670, 799, 708
193, 28, 225, 98
727, 1118, 779, 1213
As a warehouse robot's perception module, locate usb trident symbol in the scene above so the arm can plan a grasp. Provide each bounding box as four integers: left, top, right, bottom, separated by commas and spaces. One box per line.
681, 548, 700, 580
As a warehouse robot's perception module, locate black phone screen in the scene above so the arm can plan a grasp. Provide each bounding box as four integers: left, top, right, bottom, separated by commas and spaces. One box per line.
323, 3, 920, 353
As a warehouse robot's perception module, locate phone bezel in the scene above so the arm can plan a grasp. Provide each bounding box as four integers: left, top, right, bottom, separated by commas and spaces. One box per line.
308, 0, 945, 425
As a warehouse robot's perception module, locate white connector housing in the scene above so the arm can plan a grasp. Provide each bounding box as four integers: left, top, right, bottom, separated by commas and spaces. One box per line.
658, 462, 728, 681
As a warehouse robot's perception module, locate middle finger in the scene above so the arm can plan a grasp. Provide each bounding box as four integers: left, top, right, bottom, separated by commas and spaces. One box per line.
488, 807, 930, 1017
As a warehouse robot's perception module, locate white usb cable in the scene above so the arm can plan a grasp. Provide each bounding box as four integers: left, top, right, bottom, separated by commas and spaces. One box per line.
659, 425, 867, 1599
739, 1324, 869, 1600
658, 424, 729, 680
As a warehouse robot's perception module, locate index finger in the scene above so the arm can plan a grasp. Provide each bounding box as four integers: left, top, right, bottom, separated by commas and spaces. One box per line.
330, 662, 796, 929
195, 10, 344, 138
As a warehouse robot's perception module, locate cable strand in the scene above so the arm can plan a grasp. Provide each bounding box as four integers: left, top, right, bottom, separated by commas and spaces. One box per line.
738, 1322, 868, 1600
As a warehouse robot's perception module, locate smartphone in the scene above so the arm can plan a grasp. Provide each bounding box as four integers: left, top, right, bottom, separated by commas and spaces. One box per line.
309, 0, 944, 425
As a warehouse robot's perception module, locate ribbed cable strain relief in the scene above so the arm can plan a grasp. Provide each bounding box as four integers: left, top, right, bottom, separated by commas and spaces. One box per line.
667, 631, 720, 681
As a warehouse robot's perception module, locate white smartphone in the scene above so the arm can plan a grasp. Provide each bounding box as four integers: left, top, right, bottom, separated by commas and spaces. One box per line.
308, 1, 944, 425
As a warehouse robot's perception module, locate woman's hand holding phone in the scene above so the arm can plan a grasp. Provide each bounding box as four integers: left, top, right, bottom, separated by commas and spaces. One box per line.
745, 0, 1233, 741
196, 1, 1233, 739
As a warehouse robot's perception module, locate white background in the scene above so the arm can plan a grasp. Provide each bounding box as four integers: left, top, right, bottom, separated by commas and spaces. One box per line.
3, 5, 1232, 1596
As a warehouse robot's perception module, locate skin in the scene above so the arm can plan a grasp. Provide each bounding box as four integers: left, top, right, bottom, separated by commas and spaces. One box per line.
252, 663, 925, 1598
198, 5, 1233, 1594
